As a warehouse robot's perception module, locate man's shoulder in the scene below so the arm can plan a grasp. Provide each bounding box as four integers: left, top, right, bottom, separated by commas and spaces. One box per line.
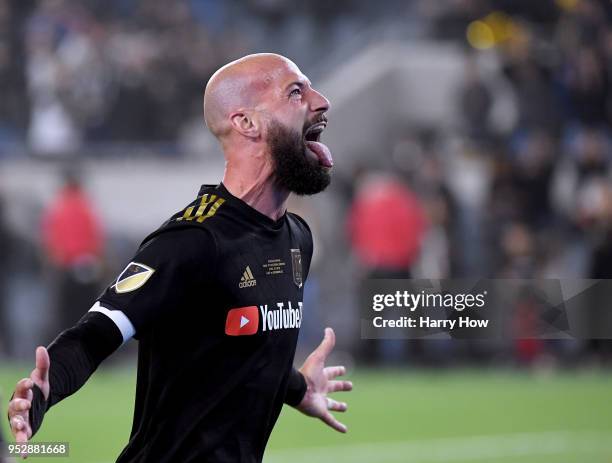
143, 185, 228, 242
138, 190, 225, 256
287, 212, 312, 241
287, 211, 311, 230
166, 185, 228, 227
135, 225, 216, 270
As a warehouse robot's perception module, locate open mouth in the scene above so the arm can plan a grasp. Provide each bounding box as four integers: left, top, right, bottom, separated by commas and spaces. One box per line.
304, 122, 326, 143
303, 122, 333, 168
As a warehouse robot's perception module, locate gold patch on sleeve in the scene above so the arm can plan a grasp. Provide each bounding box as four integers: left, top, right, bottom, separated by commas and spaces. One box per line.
113, 262, 155, 294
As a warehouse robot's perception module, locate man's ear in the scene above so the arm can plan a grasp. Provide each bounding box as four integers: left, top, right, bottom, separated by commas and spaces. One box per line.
229, 111, 260, 139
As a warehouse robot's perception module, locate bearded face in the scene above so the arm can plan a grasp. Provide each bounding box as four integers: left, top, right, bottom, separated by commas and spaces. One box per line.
267, 118, 332, 196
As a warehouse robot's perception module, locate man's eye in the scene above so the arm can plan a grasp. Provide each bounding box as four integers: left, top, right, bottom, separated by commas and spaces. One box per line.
290, 88, 301, 97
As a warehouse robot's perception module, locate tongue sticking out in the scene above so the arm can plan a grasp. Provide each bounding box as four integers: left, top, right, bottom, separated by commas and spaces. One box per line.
305, 141, 334, 168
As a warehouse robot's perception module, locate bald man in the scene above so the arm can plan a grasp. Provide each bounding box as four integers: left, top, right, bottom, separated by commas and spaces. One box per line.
6, 54, 351, 462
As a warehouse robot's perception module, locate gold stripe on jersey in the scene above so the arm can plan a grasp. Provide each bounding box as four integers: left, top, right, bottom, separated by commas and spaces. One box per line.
177, 194, 225, 224
197, 198, 225, 223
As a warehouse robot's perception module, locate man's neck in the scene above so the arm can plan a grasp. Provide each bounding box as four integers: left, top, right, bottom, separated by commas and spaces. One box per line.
222, 165, 290, 222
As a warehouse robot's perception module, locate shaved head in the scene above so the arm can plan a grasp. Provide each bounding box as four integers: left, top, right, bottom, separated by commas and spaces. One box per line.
203, 53, 301, 138
204, 53, 332, 197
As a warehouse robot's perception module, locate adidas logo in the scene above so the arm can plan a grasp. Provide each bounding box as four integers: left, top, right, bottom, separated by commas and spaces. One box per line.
239, 266, 257, 288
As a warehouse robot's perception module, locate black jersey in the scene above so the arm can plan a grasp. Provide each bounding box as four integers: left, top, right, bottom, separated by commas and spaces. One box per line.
97, 183, 313, 463
0, 426, 5, 463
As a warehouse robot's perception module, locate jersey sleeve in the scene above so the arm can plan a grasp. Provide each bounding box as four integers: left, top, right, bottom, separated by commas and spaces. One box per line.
97, 227, 216, 338
303, 223, 313, 280
23, 311, 124, 436
284, 367, 307, 406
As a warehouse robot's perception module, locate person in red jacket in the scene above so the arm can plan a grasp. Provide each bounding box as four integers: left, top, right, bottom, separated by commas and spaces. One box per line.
347, 172, 427, 278
347, 172, 428, 364
41, 169, 104, 331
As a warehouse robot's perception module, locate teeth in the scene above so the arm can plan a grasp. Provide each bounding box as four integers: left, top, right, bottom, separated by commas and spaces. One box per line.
305, 122, 326, 135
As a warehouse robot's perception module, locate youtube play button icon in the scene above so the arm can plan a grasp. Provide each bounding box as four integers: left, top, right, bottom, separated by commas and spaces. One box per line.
225, 306, 259, 336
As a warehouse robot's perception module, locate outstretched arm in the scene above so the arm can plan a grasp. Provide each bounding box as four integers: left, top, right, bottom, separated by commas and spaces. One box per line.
7, 311, 124, 456
291, 328, 353, 433
6, 229, 211, 458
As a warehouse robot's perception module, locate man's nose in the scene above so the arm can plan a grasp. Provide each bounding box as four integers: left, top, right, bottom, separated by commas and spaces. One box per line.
310, 88, 331, 113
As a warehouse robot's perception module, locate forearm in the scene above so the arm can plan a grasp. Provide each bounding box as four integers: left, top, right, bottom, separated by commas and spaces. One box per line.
29, 312, 123, 434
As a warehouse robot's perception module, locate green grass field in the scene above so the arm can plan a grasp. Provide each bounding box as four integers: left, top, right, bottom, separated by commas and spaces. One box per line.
0, 365, 610, 462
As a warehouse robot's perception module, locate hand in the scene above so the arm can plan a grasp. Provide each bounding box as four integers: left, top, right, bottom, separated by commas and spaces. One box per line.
7, 347, 50, 457
296, 328, 353, 433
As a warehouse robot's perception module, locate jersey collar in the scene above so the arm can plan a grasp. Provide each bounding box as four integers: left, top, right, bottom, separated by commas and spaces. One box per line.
198, 183, 287, 231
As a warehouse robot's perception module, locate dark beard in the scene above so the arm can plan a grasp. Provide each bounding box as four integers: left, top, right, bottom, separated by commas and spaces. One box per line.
268, 120, 331, 195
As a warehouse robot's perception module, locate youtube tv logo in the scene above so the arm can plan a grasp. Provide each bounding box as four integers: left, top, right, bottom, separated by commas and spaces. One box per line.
225, 306, 259, 336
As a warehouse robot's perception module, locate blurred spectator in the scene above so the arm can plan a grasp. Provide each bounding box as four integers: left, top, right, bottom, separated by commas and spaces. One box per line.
0, 0, 32, 153
41, 167, 104, 330
0, 197, 11, 356
347, 173, 427, 278
589, 182, 612, 278
502, 53, 562, 134
458, 54, 493, 142
563, 46, 610, 127
511, 130, 556, 229
512, 294, 545, 365
398, 135, 460, 279
347, 172, 427, 364
497, 222, 537, 277
553, 128, 611, 228
586, 181, 612, 360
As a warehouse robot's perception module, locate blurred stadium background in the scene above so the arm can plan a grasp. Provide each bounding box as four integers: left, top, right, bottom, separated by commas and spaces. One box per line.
0, 0, 611, 461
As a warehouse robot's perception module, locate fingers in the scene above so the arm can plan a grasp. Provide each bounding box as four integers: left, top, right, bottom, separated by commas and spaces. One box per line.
313, 327, 335, 361
9, 404, 31, 444
33, 346, 50, 384
324, 366, 346, 380
9, 377, 35, 446
324, 366, 353, 393
326, 398, 348, 412
10, 415, 30, 443
8, 398, 30, 414
13, 378, 34, 400
327, 379, 353, 393
320, 411, 347, 433
8, 372, 37, 455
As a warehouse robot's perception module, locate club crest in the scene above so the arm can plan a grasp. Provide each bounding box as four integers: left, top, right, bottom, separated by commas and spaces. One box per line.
290, 249, 303, 288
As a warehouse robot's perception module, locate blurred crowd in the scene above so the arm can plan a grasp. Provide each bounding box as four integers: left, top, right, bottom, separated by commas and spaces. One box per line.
343, 0, 612, 279
339, 0, 612, 364
0, 0, 371, 156
0, 0, 611, 366
0, 0, 240, 154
